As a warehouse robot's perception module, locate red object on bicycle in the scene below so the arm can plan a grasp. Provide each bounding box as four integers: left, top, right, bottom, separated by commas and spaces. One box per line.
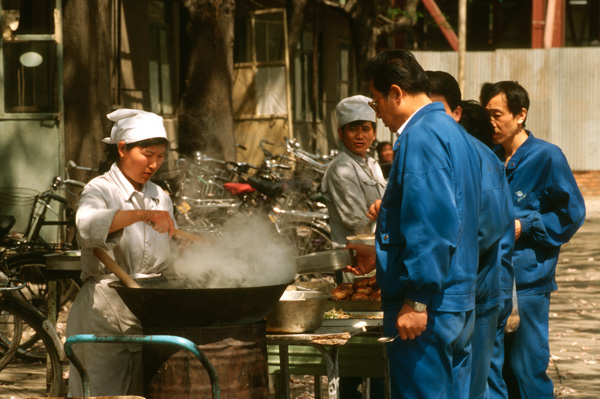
224, 183, 256, 195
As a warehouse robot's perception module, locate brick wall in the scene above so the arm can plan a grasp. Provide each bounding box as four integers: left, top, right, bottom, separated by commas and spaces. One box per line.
573, 171, 600, 199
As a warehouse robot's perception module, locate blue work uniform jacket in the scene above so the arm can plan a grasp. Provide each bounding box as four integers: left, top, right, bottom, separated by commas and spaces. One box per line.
376, 102, 482, 312
471, 138, 515, 314
495, 132, 585, 295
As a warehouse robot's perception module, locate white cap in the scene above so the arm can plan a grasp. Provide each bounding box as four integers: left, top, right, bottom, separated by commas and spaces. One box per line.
335, 95, 377, 128
102, 109, 168, 145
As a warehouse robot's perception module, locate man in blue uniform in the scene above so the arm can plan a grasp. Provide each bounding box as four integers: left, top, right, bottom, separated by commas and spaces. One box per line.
481, 81, 586, 398
426, 70, 515, 399
349, 50, 482, 398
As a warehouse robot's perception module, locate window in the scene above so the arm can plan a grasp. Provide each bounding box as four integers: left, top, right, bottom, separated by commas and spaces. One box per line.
339, 43, 350, 101
233, 10, 289, 118
148, 0, 174, 115
293, 29, 321, 122
1, 0, 58, 114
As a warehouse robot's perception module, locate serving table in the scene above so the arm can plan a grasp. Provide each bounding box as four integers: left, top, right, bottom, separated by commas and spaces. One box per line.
266, 311, 389, 399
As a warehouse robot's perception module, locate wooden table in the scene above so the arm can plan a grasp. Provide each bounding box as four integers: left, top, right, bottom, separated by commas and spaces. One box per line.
266, 314, 387, 399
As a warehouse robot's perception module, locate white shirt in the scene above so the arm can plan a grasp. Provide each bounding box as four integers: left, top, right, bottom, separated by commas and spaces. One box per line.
76, 163, 175, 280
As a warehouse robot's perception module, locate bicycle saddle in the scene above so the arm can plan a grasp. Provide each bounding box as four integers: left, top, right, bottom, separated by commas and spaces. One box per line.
0, 215, 16, 237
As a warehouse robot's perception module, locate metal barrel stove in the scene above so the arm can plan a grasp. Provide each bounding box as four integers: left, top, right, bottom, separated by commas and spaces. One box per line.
108, 277, 292, 398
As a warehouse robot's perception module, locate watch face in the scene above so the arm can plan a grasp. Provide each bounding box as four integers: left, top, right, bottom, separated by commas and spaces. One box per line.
413, 302, 427, 312
406, 299, 427, 312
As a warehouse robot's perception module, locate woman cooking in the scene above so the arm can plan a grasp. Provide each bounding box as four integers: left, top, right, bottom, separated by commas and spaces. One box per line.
67, 109, 176, 396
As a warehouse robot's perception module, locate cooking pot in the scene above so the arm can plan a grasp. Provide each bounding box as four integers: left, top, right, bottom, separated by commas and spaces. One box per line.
108, 276, 292, 328
265, 290, 330, 333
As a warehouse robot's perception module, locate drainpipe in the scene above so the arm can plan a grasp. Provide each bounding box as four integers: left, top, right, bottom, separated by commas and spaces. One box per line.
532, 0, 545, 48
544, 0, 558, 48
458, 0, 467, 95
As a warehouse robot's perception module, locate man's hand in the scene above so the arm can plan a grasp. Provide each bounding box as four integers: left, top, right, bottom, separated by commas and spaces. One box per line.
367, 200, 382, 221
396, 303, 428, 340
515, 219, 521, 241
345, 243, 376, 275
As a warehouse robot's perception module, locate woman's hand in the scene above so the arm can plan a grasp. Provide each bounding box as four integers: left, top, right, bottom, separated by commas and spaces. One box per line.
144, 210, 175, 236
367, 200, 382, 221
110, 209, 175, 236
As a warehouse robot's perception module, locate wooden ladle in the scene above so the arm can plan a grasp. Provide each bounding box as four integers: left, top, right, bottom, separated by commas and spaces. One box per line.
144, 220, 208, 244
93, 247, 140, 289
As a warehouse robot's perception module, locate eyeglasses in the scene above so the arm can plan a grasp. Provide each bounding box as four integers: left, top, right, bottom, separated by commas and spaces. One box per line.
368, 94, 383, 113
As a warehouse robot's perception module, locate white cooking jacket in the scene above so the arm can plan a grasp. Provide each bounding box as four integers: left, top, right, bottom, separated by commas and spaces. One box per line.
67, 163, 175, 396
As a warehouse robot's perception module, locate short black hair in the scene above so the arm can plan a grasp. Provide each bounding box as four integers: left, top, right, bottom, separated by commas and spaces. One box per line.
480, 81, 530, 127
363, 50, 430, 97
376, 141, 392, 153
426, 70, 461, 111
459, 100, 494, 150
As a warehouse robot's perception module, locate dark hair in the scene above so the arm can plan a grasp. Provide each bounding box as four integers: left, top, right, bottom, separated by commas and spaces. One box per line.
479, 81, 530, 127
363, 50, 431, 97
376, 141, 392, 154
426, 70, 461, 111
341, 120, 377, 131
459, 100, 494, 150
99, 137, 169, 174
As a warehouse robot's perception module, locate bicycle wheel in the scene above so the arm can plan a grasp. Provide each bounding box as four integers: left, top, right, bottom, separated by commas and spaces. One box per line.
2, 252, 81, 313
277, 220, 332, 256
0, 294, 65, 396
0, 304, 22, 371
2, 252, 80, 361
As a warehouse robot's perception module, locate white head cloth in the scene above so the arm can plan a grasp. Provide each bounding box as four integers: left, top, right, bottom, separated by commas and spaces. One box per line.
102, 109, 168, 144
336, 95, 377, 128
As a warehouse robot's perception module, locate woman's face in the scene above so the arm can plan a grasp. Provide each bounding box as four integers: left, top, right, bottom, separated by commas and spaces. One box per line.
118, 142, 166, 190
378, 144, 394, 163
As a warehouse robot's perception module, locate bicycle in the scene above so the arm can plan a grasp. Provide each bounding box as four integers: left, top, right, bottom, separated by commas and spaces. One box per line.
0, 162, 93, 360
0, 278, 66, 396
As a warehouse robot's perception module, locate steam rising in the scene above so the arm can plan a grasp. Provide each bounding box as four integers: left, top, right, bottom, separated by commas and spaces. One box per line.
170, 215, 297, 288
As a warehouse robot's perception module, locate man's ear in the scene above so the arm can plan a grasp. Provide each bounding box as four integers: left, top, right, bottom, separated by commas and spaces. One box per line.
517, 108, 527, 125
390, 84, 402, 103
452, 105, 462, 123
338, 127, 344, 141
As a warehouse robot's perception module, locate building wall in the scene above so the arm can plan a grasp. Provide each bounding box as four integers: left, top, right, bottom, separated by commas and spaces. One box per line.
414, 48, 600, 171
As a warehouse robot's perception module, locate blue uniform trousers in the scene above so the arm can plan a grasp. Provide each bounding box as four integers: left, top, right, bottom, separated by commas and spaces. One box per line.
486, 298, 512, 399
470, 305, 500, 399
503, 293, 553, 398
384, 309, 474, 399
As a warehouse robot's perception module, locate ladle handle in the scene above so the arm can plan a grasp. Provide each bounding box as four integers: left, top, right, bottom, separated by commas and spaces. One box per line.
173, 228, 207, 243
145, 220, 207, 244
93, 248, 141, 289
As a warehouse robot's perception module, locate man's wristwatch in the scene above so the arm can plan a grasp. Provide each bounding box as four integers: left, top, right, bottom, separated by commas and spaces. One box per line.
405, 299, 427, 312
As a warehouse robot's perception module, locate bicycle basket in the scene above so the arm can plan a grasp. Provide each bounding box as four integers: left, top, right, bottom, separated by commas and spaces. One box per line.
0, 187, 39, 234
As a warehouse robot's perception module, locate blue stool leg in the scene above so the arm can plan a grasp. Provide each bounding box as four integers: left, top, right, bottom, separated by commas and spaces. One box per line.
64, 334, 221, 399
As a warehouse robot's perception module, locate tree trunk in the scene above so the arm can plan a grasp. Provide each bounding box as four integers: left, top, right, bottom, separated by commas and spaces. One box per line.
62, 0, 113, 172
179, 0, 236, 161
345, 0, 421, 93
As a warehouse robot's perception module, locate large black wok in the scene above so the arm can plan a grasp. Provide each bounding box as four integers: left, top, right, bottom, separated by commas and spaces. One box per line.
108, 277, 292, 328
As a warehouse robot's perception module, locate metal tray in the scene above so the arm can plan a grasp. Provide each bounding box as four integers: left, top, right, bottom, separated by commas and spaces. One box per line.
44, 250, 82, 271
295, 249, 356, 274
324, 300, 382, 312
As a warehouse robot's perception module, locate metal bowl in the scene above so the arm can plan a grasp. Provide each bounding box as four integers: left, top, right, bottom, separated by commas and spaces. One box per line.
265, 291, 330, 333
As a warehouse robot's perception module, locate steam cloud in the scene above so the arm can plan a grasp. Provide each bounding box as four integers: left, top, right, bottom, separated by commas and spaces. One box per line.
170, 215, 297, 288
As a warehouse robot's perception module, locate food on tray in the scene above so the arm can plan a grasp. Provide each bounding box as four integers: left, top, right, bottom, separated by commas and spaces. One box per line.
329, 276, 381, 301
323, 308, 383, 320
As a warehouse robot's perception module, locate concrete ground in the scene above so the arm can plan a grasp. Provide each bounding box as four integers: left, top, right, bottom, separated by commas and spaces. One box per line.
1, 198, 599, 398
548, 197, 600, 398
